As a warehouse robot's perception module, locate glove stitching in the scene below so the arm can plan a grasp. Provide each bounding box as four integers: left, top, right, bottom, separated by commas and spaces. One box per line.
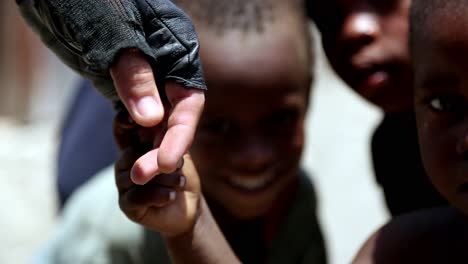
143, 0, 206, 89
143, 0, 191, 61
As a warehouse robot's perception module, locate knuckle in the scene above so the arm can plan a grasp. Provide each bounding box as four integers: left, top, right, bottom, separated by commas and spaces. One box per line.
115, 149, 134, 172
112, 54, 156, 95
118, 197, 135, 219
127, 67, 154, 88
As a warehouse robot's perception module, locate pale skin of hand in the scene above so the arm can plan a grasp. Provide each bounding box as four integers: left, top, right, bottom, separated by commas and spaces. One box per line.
110, 49, 205, 179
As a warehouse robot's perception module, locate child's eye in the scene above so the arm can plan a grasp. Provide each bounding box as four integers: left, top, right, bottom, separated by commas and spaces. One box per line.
428, 95, 465, 113
267, 109, 299, 126
201, 119, 233, 135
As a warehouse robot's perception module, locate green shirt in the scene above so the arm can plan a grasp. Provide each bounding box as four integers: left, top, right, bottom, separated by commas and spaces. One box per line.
36, 167, 326, 264
143, 171, 327, 264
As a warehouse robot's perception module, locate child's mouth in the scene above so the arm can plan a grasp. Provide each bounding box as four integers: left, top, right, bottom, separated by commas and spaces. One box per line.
364, 70, 389, 89
355, 67, 391, 98
226, 172, 277, 193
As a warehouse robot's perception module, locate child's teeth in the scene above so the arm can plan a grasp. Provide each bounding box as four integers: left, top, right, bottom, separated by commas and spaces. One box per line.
229, 173, 275, 190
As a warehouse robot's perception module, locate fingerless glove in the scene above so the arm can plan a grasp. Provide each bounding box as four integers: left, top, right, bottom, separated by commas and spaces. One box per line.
17, 0, 206, 102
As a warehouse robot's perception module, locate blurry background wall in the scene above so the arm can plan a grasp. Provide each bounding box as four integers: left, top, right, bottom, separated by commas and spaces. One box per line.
0, 0, 77, 122
0, 3, 78, 263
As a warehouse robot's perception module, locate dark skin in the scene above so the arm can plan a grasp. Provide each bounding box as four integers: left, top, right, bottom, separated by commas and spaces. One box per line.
353, 4, 468, 263
353, 207, 468, 264
191, 19, 312, 261
414, 4, 468, 217
192, 15, 311, 221
114, 7, 313, 264
113, 112, 240, 264
309, 0, 413, 113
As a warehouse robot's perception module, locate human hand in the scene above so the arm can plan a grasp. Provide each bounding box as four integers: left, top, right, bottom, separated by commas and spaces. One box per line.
111, 52, 205, 173
113, 112, 202, 237
18, 0, 206, 173
114, 113, 240, 264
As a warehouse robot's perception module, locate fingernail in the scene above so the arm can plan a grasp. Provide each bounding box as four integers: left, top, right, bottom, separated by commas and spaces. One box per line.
131, 174, 145, 185
135, 96, 159, 118
169, 191, 177, 201
179, 176, 186, 188
177, 158, 184, 170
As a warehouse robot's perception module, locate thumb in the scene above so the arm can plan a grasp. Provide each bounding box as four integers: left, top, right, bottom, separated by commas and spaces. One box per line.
110, 49, 164, 127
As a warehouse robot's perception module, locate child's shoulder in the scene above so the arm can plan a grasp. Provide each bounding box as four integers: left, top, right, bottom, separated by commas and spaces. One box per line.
353, 207, 467, 264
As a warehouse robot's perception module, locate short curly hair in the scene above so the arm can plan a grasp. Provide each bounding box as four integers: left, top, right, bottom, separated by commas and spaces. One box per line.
172, 0, 304, 34
410, 0, 464, 50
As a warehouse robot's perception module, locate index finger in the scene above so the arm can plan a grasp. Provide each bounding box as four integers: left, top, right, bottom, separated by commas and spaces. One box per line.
157, 82, 205, 173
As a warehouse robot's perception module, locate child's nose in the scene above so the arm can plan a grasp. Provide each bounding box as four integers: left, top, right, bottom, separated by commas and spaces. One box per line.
340, 12, 380, 52
229, 137, 275, 172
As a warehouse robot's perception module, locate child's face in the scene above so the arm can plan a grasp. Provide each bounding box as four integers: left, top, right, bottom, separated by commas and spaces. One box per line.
413, 6, 468, 216
191, 19, 311, 219
310, 0, 413, 112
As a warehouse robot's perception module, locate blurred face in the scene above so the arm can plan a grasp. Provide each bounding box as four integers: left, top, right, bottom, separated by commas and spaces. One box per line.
311, 0, 413, 112
413, 6, 468, 216
191, 18, 311, 219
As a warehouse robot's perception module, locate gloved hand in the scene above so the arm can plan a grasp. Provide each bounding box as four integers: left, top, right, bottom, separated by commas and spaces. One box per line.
16, 0, 206, 102
17, 0, 206, 174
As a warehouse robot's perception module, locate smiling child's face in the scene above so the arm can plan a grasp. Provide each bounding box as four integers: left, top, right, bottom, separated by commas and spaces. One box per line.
310, 0, 413, 112
413, 2, 468, 216
190, 14, 312, 220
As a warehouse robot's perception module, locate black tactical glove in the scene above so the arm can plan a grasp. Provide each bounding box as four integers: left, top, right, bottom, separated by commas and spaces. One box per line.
16, 0, 206, 102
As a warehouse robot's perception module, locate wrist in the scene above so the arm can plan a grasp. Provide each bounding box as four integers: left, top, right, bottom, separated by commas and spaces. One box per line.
163, 195, 208, 242
162, 196, 240, 264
